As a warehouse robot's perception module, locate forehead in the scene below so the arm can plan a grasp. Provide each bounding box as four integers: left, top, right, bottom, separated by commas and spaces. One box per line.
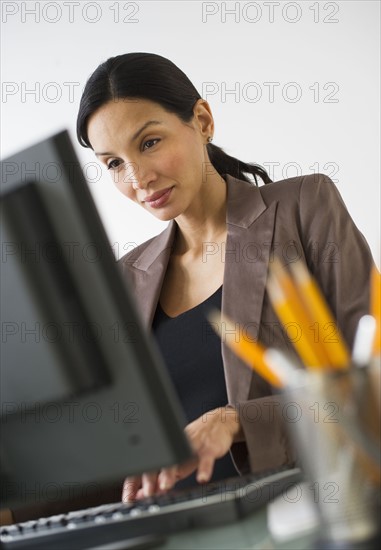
92, 97, 165, 122
87, 98, 179, 148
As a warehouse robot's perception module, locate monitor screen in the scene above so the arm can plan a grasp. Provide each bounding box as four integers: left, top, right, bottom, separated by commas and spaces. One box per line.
0, 130, 192, 511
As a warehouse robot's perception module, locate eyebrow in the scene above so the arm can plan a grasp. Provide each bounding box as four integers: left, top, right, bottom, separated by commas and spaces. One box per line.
95, 120, 163, 157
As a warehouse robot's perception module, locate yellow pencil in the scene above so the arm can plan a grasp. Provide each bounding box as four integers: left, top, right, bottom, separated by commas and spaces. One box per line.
371, 265, 381, 355
207, 308, 283, 388
266, 272, 325, 369
289, 261, 350, 369
270, 258, 331, 368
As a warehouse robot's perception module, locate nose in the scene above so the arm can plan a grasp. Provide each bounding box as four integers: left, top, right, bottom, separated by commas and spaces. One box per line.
128, 163, 157, 191
131, 176, 146, 191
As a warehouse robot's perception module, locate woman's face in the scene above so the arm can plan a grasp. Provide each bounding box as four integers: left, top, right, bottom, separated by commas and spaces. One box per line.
87, 97, 215, 222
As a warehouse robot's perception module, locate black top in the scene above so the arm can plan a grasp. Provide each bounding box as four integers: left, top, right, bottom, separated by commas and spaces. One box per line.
151, 285, 238, 489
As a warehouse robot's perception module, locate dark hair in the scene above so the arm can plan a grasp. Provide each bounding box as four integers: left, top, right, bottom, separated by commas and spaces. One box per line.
77, 52, 272, 185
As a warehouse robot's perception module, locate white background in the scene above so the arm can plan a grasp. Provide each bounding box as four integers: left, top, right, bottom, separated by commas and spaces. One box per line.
1, 0, 380, 266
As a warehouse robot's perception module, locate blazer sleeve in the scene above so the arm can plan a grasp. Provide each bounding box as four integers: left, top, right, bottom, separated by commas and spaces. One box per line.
229, 173, 376, 475
299, 173, 375, 348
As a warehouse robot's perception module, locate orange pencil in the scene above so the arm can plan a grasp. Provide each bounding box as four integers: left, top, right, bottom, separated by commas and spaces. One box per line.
207, 308, 283, 388
370, 265, 381, 355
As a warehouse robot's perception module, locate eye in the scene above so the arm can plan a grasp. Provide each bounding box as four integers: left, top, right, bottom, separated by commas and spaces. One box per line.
142, 138, 160, 151
106, 159, 122, 170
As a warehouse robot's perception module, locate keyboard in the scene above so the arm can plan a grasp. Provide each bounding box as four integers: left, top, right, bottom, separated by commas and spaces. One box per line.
0, 466, 302, 550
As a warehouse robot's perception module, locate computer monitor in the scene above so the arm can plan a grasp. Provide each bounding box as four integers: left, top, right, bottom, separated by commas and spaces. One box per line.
0, 130, 192, 511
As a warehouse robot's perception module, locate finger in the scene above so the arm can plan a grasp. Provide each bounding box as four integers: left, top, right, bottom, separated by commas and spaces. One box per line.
176, 456, 199, 481
196, 454, 215, 484
135, 487, 146, 500
122, 476, 141, 502
142, 471, 159, 497
158, 466, 178, 491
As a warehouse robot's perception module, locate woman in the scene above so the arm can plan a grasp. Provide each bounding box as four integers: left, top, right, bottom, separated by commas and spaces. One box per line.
77, 52, 375, 501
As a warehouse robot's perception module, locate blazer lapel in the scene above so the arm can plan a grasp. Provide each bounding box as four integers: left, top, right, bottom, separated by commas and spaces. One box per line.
221, 175, 278, 405
126, 221, 177, 327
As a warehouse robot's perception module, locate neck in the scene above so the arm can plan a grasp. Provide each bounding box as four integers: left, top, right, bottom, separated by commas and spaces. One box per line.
173, 171, 227, 256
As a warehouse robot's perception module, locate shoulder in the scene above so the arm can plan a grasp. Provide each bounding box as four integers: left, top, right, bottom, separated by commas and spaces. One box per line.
255, 173, 349, 233
225, 172, 337, 229
257, 172, 338, 206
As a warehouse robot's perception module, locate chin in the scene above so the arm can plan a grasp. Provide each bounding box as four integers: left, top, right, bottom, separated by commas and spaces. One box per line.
153, 212, 177, 222
145, 204, 182, 223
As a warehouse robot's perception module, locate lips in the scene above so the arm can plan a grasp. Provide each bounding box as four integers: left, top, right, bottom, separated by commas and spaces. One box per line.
143, 187, 173, 203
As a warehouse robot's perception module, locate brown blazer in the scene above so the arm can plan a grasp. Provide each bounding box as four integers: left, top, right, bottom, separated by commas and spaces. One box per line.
119, 172, 375, 475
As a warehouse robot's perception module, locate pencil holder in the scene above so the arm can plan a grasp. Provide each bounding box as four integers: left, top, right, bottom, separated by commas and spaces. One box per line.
284, 357, 381, 548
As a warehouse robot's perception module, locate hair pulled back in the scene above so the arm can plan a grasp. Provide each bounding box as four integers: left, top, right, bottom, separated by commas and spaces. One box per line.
77, 52, 272, 185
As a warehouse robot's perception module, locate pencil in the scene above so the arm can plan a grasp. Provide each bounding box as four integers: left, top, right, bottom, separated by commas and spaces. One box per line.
370, 265, 381, 355
289, 261, 350, 369
270, 258, 331, 368
266, 272, 325, 368
206, 308, 283, 388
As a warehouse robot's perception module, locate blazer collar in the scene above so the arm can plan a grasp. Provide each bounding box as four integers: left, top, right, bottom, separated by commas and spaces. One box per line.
129, 218, 176, 272
128, 174, 277, 405
225, 173, 267, 228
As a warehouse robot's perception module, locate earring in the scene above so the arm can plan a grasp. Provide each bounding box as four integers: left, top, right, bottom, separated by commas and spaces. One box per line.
207, 136, 213, 143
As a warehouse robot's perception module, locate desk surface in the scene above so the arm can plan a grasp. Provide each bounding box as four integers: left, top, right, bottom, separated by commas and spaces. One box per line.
154, 506, 316, 550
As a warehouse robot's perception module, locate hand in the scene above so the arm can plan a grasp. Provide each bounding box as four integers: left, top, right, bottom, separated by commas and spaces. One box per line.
121, 458, 198, 502
122, 406, 241, 502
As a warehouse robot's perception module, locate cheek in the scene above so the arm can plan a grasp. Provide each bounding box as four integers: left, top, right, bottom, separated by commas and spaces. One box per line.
158, 145, 196, 178
112, 172, 136, 201
157, 153, 182, 174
